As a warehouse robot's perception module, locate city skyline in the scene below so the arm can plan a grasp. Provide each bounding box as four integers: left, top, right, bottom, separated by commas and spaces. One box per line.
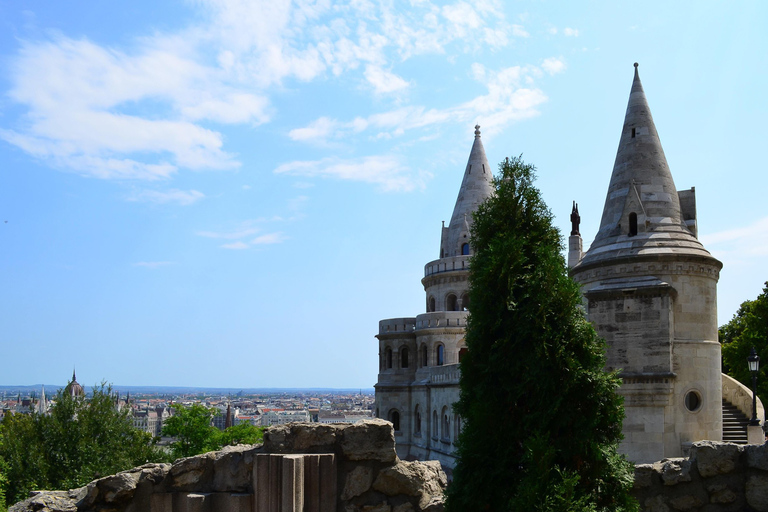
1, 1, 766, 388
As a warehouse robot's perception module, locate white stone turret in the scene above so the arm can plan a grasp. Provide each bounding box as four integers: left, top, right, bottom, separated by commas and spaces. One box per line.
572, 64, 724, 463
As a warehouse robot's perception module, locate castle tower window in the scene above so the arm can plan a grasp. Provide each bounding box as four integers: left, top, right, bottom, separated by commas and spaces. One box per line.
389, 410, 400, 431
432, 411, 438, 437
454, 415, 462, 441
461, 293, 470, 311
428, 296, 436, 312
631, 127, 636, 138
459, 347, 468, 362
436, 344, 445, 366
629, 212, 638, 236
386, 348, 393, 369
446, 294, 458, 311
441, 406, 450, 440
401, 347, 409, 369
684, 391, 702, 412
414, 405, 422, 435
461, 243, 470, 255
421, 345, 428, 367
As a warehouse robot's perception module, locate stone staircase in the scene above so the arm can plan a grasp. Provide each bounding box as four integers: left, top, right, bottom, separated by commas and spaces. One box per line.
722, 398, 750, 444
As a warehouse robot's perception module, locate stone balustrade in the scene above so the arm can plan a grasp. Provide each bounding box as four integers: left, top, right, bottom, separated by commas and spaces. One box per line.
414, 312, 468, 330
423, 256, 470, 278
379, 318, 417, 335
722, 372, 765, 425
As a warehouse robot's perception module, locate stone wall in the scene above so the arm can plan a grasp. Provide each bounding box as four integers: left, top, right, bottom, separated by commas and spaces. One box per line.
634, 440, 768, 511
9, 420, 446, 512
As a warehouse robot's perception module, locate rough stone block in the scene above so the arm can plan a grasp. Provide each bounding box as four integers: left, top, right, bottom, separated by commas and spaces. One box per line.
707, 484, 736, 504
668, 494, 702, 511
97, 470, 141, 503
342, 465, 374, 500
341, 419, 397, 462
747, 443, 768, 470
660, 459, 692, 486
212, 444, 258, 493
210, 492, 252, 512
372, 460, 446, 510
170, 453, 216, 491
264, 423, 340, 453
175, 493, 212, 512
747, 474, 768, 512
634, 464, 656, 489
691, 441, 743, 477
150, 493, 173, 512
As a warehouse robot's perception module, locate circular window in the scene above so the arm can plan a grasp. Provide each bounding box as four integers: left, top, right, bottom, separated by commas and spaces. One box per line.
684, 391, 702, 412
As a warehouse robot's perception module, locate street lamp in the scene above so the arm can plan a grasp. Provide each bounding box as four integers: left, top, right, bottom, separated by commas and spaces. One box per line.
748, 347, 761, 426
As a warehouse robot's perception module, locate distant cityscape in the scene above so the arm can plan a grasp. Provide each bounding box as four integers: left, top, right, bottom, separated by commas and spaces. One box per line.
0, 382, 375, 437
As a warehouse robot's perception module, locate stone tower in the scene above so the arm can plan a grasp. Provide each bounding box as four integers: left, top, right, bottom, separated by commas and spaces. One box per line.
374, 125, 493, 467
570, 64, 724, 463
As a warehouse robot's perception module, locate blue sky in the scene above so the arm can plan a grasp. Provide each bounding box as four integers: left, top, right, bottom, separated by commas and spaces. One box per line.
1, 1, 766, 388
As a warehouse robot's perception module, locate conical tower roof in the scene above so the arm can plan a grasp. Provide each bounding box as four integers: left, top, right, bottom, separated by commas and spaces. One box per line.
443, 125, 494, 257
577, 64, 717, 267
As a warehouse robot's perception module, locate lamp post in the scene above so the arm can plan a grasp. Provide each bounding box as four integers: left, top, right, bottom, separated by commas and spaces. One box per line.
748, 346, 761, 426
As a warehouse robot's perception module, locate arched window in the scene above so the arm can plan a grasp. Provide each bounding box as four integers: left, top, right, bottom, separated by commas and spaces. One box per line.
421, 345, 428, 367
432, 411, 438, 437
460, 293, 470, 311
461, 243, 470, 255
386, 347, 393, 369
436, 344, 444, 366
440, 248, 444, 258
401, 347, 409, 369
629, 212, 638, 237
459, 347, 468, 362
428, 296, 436, 312
389, 410, 400, 431
441, 406, 450, 440
414, 405, 422, 435
376, 408, 379, 418
454, 415, 462, 441
446, 294, 458, 311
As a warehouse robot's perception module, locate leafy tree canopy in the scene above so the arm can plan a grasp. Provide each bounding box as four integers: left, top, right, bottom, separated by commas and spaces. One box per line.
446, 157, 638, 512
0, 383, 167, 508
720, 282, 768, 407
162, 404, 264, 460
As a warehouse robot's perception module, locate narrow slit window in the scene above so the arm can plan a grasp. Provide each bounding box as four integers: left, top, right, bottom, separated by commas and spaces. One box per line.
631, 127, 636, 138
629, 212, 638, 236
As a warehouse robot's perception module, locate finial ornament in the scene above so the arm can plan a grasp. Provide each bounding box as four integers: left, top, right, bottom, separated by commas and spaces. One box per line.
474, 125, 481, 137
634, 62, 638, 68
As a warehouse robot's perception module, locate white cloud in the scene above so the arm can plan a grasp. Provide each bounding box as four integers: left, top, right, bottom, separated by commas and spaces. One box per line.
252, 232, 287, 245
128, 189, 205, 205
287, 62, 550, 144
289, 117, 339, 142
133, 261, 175, 268
563, 27, 580, 37
274, 155, 428, 192
511, 25, 529, 38
221, 241, 250, 250
364, 65, 410, 94
196, 227, 261, 239
701, 217, 768, 261
547, 27, 558, 35
541, 57, 566, 75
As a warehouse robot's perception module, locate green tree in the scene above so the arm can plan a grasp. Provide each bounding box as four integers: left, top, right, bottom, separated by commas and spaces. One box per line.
720, 282, 768, 408
446, 157, 637, 512
219, 422, 264, 446
0, 383, 166, 507
162, 404, 265, 459
162, 403, 220, 459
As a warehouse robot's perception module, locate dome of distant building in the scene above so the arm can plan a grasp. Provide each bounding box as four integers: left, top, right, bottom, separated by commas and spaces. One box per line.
65, 369, 85, 397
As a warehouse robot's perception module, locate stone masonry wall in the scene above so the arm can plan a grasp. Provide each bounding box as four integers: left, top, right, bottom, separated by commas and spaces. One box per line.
9, 420, 447, 512
634, 440, 768, 511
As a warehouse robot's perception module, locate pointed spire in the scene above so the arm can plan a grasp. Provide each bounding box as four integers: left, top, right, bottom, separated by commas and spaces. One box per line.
578, 63, 716, 266
442, 125, 494, 257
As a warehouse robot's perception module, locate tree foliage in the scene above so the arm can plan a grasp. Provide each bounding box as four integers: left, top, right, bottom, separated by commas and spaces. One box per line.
446, 157, 638, 512
0, 383, 166, 508
720, 282, 768, 408
162, 404, 264, 460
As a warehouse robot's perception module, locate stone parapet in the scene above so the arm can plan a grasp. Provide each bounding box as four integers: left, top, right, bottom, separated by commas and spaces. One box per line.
423, 256, 470, 278
9, 420, 447, 512
414, 312, 468, 330
633, 440, 768, 511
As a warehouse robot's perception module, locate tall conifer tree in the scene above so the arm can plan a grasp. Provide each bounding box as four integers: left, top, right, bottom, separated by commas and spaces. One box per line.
446, 157, 637, 512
